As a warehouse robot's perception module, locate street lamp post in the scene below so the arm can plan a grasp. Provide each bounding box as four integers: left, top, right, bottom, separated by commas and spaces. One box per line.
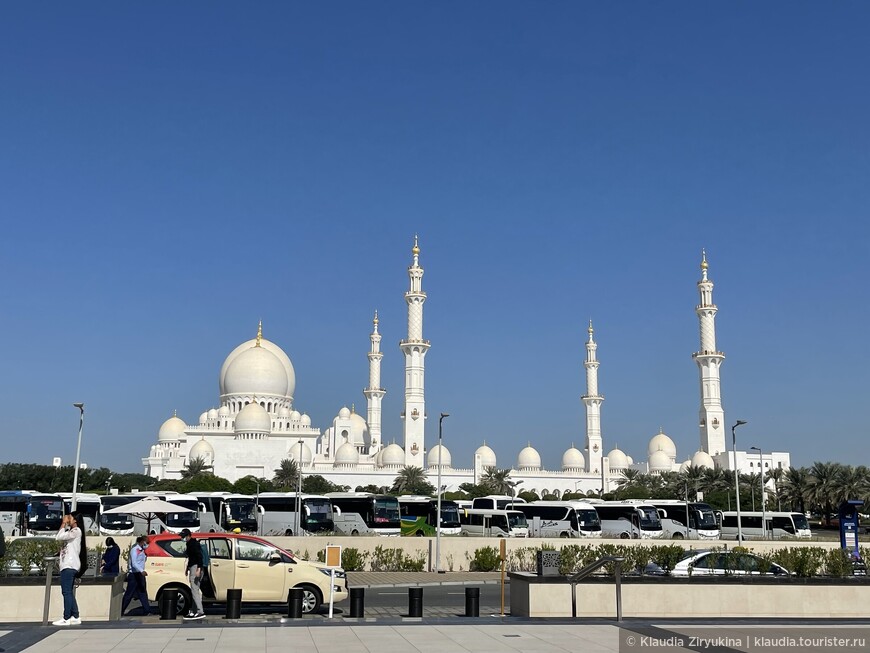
510, 480, 523, 509
71, 403, 85, 512
751, 446, 766, 539
295, 439, 304, 536
255, 479, 261, 536
435, 413, 449, 573
732, 420, 747, 544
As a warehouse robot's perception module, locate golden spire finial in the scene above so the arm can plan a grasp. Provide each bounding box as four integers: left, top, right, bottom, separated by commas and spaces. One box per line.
256, 320, 263, 347
412, 234, 420, 256
700, 248, 708, 270
351, 403, 355, 414
173, 409, 177, 417
373, 310, 379, 326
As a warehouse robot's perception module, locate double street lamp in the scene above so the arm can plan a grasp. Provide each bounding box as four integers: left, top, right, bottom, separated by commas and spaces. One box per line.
731, 420, 747, 544
71, 403, 85, 512
750, 446, 766, 539
435, 412, 449, 573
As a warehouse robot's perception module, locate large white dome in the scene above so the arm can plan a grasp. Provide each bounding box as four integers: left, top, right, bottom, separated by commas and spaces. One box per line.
224, 346, 289, 398
219, 332, 296, 399
288, 441, 313, 465
234, 401, 271, 433
475, 443, 496, 468
562, 447, 585, 471
158, 415, 187, 442
517, 444, 542, 471
381, 443, 404, 467
189, 437, 214, 462
427, 444, 452, 468
607, 448, 629, 470
691, 450, 715, 469
649, 449, 673, 472
334, 441, 360, 466
648, 431, 677, 460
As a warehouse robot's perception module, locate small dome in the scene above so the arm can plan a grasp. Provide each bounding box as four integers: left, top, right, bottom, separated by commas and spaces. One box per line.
158, 415, 187, 442
198, 411, 208, 425
691, 450, 715, 469
224, 346, 289, 397
278, 405, 290, 418
649, 449, 673, 472
562, 447, 585, 470
234, 401, 271, 433
427, 444, 452, 468
517, 444, 541, 470
350, 412, 368, 430
648, 431, 677, 460
338, 406, 351, 419
289, 410, 301, 421
218, 405, 230, 417
288, 441, 313, 465
626, 455, 634, 465
334, 441, 360, 466
300, 413, 311, 426
607, 448, 629, 470
189, 437, 214, 461
207, 408, 219, 420
679, 460, 692, 473
381, 443, 404, 466
375, 447, 384, 466
475, 443, 497, 468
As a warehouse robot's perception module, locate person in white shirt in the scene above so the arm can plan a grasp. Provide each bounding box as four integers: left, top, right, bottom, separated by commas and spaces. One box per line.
54, 514, 82, 626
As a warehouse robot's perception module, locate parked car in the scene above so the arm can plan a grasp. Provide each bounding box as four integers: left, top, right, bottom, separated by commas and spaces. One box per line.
144, 532, 348, 614
671, 550, 790, 577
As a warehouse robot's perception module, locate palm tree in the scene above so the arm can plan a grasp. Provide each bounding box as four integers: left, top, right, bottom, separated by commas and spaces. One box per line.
780, 466, 810, 514
615, 469, 642, 489
180, 455, 213, 479
766, 467, 784, 511
835, 465, 870, 507
808, 462, 842, 524
272, 458, 299, 490
481, 467, 513, 495
391, 466, 434, 495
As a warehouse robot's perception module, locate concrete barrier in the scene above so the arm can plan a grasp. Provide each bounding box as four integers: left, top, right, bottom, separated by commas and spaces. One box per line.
509, 572, 870, 618
0, 575, 123, 623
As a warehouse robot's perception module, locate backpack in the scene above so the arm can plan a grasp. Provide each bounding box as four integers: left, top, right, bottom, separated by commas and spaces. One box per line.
200, 541, 211, 568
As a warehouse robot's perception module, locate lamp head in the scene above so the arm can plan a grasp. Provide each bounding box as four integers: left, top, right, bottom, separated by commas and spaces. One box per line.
73, 403, 84, 411
440, 412, 449, 419
735, 420, 747, 426
750, 446, 760, 452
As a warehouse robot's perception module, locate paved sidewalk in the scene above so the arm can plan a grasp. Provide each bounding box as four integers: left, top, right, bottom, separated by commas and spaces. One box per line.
346, 572, 502, 588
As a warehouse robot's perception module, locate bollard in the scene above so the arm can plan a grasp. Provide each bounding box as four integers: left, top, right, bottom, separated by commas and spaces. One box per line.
408, 587, 423, 617
287, 587, 304, 618
464, 587, 480, 617
349, 587, 365, 618
159, 589, 178, 620
225, 588, 242, 620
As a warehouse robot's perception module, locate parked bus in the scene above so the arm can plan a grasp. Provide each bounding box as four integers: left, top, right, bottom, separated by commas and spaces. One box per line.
471, 495, 527, 510
594, 501, 663, 539
99, 495, 137, 536
562, 501, 605, 538
649, 500, 720, 540
717, 511, 812, 540
161, 493, 204, 534
327, 493, 401, 536
221, 494, 259, 533
0, 491, 29, 536
517, 501, 602, 538
398, 496, 461, 536
59, 493, 102, 535
195, 493, 232, 532
252, 493, 334, 535
460, 508, 528, 537
0, 491, 62, 536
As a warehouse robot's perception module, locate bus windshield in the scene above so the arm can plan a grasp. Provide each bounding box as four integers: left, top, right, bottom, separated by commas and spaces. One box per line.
792, 513, 810, 531
695, 506, 718, 529
507, 512, 528, 529
374, 497, 400, 526
441, 503, 461, 528
638, 507, 661, 529
29, 498, 64, 528
304, 498, 333, 529
226, 500, 257, 522
576, 509, 600, 530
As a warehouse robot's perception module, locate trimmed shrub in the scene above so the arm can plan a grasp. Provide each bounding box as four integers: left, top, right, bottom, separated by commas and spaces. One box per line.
341, 547, 369, 571
470, 546, 501, 572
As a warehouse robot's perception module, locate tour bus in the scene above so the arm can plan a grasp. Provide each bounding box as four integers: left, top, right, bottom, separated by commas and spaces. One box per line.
99, 494, 137, 536
195, 492, 232, 532
326, 492, 401, 536
594, 501, 663, 539
517, 501, 602, 538
220, 494, 260, 533
0, 491, 64, 536
649, 500, 720, 540
161, 493, 205, 534
59, 493, 102, 535
563, 501, 605, 538
398, 496, 462, 536
252, 493, 335, 536
471, 495, 527, 510
717, 511, 812, 540
460, 508, 529, 537
0, 491, 29, 536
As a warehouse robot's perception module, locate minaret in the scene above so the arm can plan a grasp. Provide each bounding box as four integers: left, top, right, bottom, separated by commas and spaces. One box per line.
400, 235, 430, 465
364, 310, 385, 454
692, 250, 727, 456
581, 321, 604, 474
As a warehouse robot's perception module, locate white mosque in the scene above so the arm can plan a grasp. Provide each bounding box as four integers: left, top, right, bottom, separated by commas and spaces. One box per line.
143, 240, 790, 495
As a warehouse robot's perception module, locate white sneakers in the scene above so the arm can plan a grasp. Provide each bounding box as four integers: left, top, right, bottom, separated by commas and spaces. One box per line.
52, 617, 82, 626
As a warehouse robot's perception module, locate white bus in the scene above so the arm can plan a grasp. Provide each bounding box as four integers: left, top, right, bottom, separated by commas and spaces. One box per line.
718, 511, 812, 540
221, 494, 260, 533
253, 493, 335, 536
649, 500, 720, 540
59, 493, 102, 535
161, 493, 204, 534
471, 495, 527, 510
517, 501, 602, 538
327, 493, 401, 536
398, 496, 462, 536
594, 501, 663, 539
460, 508, 529, 537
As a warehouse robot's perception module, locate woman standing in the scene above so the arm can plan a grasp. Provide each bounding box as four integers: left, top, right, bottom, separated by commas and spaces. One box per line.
54, 514, 83, 626
101, 537, 121, 577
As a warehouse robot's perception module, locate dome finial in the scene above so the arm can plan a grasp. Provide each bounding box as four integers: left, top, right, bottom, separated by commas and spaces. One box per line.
700, 248, 708, 270
351, 403, 355, 414
256, 320, 263, 347
173, 409, 177, 417
373, 309, 379, 326
412, 234, 420, 256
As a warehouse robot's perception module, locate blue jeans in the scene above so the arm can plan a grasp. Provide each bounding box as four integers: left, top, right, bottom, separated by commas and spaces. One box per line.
60, 569, 79, 620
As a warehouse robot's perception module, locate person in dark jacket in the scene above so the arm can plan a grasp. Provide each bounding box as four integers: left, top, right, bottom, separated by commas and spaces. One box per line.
100, 537, 121, 577
180, 529, 205, 619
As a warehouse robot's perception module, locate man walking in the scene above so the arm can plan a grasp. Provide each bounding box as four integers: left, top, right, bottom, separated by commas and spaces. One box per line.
121, 535, 151, 617
180, 529, 205, 620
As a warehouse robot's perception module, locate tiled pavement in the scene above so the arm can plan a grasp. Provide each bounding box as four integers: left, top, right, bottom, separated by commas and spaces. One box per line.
346, 572, 502, 588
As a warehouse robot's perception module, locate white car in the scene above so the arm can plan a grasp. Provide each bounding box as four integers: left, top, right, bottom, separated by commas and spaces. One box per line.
671, 550, 790, 577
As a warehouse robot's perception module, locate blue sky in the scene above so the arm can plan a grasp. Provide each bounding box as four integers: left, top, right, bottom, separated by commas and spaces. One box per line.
0, 3, 867, 474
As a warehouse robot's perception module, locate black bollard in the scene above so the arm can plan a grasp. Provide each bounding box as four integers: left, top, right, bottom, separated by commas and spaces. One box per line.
408, 587, 423, 617
349, 587, 365, 618
159, 589, 178, 620
225, 588, 242, 619
464, 587, 480, 617
287, 587, 304, 618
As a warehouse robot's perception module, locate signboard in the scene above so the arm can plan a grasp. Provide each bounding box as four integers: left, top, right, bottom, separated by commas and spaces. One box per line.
325, 545, 342, 569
